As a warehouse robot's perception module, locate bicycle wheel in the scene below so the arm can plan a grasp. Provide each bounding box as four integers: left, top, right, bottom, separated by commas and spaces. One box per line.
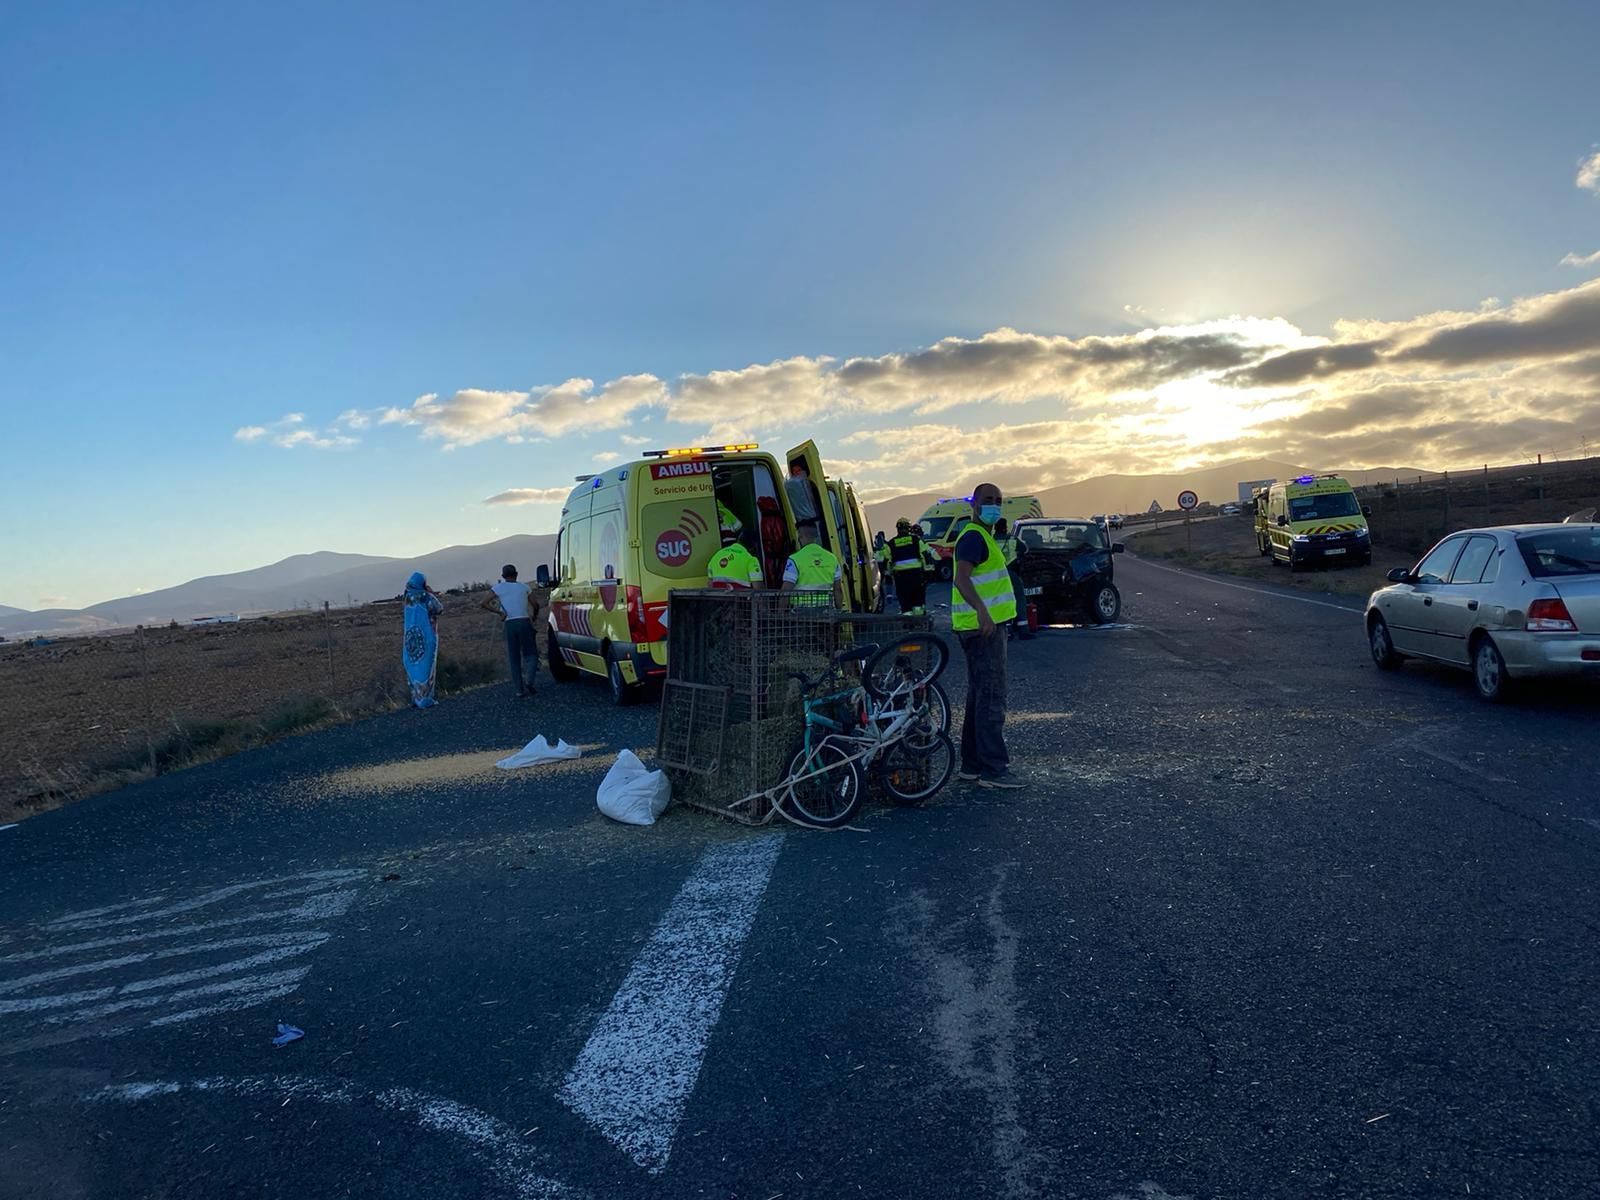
782, 739, 864, 829
875, 731, 955, 806
902, 681, 950, 752
862, 636, 948, 700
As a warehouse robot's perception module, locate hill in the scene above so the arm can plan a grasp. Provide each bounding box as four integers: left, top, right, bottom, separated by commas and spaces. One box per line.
0, 535, 557, 638
861, 459, 1423, 531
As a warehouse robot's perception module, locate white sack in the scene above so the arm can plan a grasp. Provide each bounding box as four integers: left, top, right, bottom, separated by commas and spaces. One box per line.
496, 735, 581, 770
596, 749, 672, 826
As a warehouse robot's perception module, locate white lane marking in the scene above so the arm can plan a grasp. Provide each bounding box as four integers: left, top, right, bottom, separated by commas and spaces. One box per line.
0, 823, 18, 832
559, 833, 785, 1173
150, 981, 305, 1026
55, 967, 312, 1024
0, 890, 358, 963
1, 869, 361, 1045
90, 1076, 586, 1200
1, 941, 325, 1016
0, 931, 331, 995
1127, 554, 1365, 615
46, 870, 363, 932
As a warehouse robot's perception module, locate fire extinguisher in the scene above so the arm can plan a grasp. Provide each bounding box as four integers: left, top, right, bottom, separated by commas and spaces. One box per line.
1027, 598, 1040, 632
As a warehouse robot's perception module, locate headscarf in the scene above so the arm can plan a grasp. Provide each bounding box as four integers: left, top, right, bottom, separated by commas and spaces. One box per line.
405, 572, 428, 601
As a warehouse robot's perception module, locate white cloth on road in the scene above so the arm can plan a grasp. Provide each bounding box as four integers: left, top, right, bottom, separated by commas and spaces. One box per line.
496, 735, 581, 770
596, 749, 672, 826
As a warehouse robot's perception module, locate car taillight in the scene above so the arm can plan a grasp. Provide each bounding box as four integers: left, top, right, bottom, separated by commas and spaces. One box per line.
1527, 598, 1577, 632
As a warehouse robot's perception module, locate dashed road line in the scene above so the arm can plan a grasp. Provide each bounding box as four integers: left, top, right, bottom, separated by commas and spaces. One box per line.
559, 833, 784, 1173
1126, 555, 1365, 615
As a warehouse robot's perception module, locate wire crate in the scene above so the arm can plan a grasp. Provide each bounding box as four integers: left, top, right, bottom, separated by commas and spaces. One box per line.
655, 590, 933, 824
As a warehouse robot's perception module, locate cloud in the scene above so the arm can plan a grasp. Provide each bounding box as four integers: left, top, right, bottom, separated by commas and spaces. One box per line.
1579, 149, 1600, 194
1562, 249, 1600, 268
235, 414, 355, 450
482, 487, 572, 506
1230, 278, 1600, 385
620, 433, 652, 446
593, 451, 622, 464
337, 409, 371, 430
382, 374, 668, 448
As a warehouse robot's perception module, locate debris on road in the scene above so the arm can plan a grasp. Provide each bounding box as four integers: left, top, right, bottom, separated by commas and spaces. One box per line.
496, 735, 581, 770
596, 749, 671, 825
271, 1023, 304, 1048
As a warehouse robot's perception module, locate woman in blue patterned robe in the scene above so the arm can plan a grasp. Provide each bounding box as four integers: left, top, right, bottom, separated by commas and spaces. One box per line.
402, 572, 443, 708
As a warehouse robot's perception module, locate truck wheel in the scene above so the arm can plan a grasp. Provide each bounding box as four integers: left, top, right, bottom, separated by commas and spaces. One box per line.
1088, 582, 1121, 624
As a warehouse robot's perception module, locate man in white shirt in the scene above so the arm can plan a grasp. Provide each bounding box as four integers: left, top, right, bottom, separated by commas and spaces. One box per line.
481, 564, 542, 697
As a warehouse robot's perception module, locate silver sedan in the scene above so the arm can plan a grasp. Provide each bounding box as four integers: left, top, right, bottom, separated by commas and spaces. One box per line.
1365, 523, 1600, 701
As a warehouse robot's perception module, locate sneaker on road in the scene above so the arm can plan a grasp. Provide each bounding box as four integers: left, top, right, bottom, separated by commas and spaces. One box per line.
978, 772, 1025, 790
957, 769, 980, 782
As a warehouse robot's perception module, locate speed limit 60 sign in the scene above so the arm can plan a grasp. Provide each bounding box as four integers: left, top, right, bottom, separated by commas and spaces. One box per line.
1177, 490, 1199, 511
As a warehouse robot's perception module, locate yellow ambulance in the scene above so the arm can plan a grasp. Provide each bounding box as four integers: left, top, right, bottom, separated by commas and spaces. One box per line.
538, 441, 880, 703
915, 494, 1044, 580
1256, 474, 1373, 571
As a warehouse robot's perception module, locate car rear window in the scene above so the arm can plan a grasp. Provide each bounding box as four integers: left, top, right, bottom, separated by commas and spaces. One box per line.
1516, 529, 1600, 578
1018, 522, 1106, 551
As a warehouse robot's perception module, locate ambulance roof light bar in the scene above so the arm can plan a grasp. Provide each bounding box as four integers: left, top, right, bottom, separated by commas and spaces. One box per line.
641, 443, 759, 459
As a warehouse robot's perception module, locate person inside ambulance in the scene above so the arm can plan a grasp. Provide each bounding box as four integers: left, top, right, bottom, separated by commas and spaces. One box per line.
707, 527, 764, 590
713, 468, 747, 547
784, 457, 826, 547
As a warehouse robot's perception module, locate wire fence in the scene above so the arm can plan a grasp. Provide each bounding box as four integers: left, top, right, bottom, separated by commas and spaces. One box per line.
1357, 456, 1600, 556
0, 594, 529, 820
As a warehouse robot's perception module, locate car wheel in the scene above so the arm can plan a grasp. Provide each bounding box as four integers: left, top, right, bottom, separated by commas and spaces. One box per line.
1472, 636, 1510, 703
1368, 616, 1402, 670
1089, 582, 1121, 624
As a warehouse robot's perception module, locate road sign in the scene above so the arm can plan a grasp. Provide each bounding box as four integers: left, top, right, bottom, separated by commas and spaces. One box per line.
1177, 490, 1199, 511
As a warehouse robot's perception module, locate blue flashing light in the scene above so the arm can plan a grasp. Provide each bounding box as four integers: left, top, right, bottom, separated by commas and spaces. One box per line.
1294, 475, 1316, 485
592, 477, 603, 488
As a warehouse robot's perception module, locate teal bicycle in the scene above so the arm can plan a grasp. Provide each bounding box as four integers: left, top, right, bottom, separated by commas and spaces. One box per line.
775, 636, 955, 829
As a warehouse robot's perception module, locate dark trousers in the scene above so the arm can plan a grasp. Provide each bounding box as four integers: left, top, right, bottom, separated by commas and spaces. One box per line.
958, 630, 1009, 778
894, 568, 927, 611
504, 618, 538, 692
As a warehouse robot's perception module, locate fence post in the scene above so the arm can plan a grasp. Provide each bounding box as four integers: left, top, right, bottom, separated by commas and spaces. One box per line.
1537, 453, 1544, 502
1442, 470, 1451, 534
137, 624, 156, 775
323, 601, 335, 695
1483, 464, 1490, 516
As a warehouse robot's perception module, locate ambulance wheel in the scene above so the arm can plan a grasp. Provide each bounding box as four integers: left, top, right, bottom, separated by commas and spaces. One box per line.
607, 655, 638, 706
936, 560, 953, 583
548, 646, 580, 683
1088, 583, 1121, 624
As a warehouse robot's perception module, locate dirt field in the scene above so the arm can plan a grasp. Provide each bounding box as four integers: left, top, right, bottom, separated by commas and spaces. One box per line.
0, 594, 529, 823
1126, 515, 1408, 598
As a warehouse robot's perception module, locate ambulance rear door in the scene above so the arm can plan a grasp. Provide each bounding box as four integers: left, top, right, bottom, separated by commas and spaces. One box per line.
785, 440, 849, 562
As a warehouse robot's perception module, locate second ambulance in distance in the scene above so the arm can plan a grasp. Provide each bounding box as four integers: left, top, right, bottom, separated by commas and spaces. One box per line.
916, 494, 1045, 580
539, 441, 881, 704
1255, 474, 1373, 570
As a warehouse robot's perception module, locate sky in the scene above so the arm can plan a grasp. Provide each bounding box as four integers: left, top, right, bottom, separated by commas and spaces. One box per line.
3, 0, 1599, 610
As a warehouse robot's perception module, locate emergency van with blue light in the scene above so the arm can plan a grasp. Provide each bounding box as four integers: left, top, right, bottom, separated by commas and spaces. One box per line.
537, 441, 881, 704
1255, 474, 1373, 570
915, 494, 1044, 580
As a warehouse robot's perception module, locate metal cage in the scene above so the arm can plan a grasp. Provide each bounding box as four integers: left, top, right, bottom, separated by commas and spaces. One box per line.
655, 590, 933, 823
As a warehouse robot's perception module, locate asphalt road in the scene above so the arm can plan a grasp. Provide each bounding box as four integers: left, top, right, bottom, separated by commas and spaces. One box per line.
4, 557, 1599, 1200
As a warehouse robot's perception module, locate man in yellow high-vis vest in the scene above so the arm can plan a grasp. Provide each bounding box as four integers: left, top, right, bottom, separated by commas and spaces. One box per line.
781, 524, 843, 607
951, 482, 1022, 789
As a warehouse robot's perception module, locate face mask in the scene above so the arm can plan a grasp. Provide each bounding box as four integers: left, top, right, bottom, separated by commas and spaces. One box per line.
979, 504, 1002, 526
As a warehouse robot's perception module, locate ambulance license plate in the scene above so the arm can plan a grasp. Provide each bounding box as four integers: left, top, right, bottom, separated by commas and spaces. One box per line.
1325, 547, 1346, 555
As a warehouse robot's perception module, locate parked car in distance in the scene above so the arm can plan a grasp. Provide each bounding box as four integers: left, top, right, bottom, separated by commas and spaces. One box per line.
1220, 503, 1242, 516
1012, 518, 1125, 624
1365, 523, 1600, 701
1107, 513, 1124, 529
